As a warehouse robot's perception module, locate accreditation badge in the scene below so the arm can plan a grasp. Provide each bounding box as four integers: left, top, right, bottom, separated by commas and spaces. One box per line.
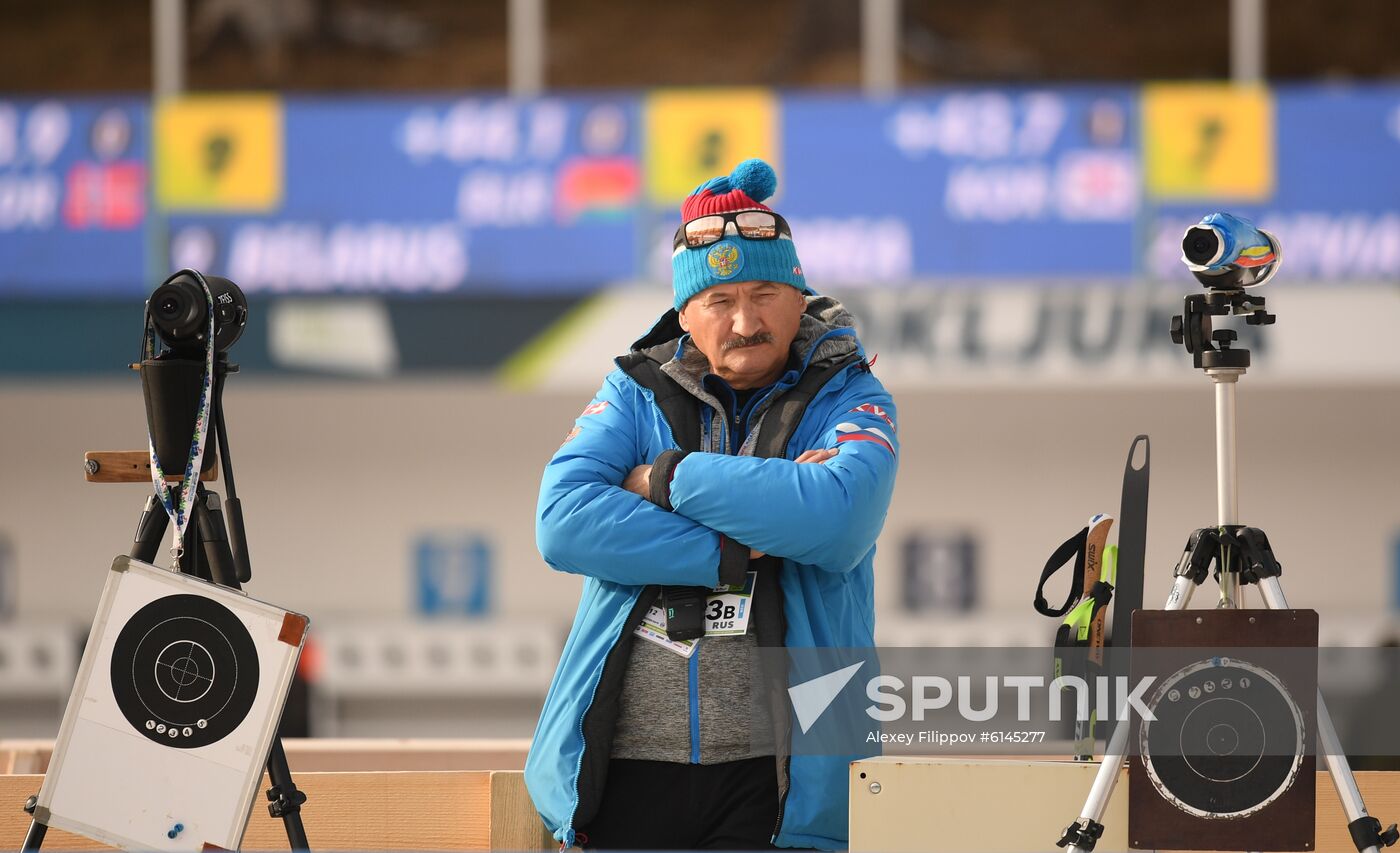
633, 571, 757, 658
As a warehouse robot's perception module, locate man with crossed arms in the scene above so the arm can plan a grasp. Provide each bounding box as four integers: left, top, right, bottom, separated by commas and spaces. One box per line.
526, 158, 899, 851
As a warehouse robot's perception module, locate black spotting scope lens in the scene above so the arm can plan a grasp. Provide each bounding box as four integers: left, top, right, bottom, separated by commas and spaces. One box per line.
1182, 226, 1223, 266
148, 271, 248, 354
151, 284, 200, 329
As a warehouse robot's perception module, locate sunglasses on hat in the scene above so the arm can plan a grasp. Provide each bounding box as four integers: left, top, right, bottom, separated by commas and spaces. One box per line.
673, 210, 793, 251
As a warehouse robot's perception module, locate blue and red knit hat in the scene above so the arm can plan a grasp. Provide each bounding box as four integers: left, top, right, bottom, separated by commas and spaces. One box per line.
671, 158, 809, 311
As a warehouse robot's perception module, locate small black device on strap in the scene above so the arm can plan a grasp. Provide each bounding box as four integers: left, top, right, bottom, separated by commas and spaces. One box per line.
661, 585, 707, 641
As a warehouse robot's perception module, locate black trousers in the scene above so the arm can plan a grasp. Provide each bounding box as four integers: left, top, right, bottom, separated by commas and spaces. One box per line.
576, 756, 779, 850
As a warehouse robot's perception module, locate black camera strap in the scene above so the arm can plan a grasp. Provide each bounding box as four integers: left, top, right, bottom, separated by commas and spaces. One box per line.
142, 269, 217, 570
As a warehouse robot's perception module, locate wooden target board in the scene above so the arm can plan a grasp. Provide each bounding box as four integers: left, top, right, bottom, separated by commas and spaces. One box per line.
1128, 609, 1317, 851
34, 556, 307, 850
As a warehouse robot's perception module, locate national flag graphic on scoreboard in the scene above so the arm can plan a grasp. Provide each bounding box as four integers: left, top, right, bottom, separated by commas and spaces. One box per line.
834, 422, 895, 455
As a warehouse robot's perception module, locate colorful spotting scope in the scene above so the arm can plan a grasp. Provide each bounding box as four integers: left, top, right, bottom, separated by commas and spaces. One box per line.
1180, 212, 1282, 289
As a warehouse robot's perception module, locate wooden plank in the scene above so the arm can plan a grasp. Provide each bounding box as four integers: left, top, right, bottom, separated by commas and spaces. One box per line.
1, 774, 110, 851
489, 771, 555, 851
0, 771, 498, 851
3, 760, 1391, 852
0, 740, 53, 775
275, 738, 531, 772
241, 772, 493, 851
851, 757, 1130, 852
84, 450, 217, 483
1316, 771, 1400, 853
0, 738, 532, 775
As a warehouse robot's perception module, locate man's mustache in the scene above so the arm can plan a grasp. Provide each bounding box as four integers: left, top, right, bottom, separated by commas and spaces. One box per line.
722, 332, 775, 351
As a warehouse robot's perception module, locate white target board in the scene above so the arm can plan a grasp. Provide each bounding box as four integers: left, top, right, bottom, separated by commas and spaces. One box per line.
34, 556, 308, 851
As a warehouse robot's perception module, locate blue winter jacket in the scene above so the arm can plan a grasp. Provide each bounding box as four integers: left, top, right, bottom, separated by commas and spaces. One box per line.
525, 298, 898, 850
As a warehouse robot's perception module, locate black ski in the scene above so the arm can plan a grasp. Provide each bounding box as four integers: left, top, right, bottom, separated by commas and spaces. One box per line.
1104, 435, 1148, 748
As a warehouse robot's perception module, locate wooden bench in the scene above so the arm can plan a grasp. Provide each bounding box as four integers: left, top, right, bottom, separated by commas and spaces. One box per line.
0, 737, 532, 775
0, 770, 553, 851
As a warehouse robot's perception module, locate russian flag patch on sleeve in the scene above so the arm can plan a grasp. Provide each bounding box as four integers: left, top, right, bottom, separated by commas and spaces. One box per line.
834, 422, 895, 455
850, 403, 895, 432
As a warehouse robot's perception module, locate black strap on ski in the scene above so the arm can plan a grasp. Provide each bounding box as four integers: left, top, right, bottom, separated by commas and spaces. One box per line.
1054, 582, 1114, 646
1048, 547, 1115, 693
1033, 527, 1088, 618
1053, 579, 1115, 680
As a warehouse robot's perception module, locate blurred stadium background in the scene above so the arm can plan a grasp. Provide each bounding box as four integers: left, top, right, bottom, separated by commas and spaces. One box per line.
2, 0, 1399, 741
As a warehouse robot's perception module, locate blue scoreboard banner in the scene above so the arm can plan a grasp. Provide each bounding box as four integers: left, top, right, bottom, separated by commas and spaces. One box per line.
0, 85, 1397, 296
780, 88, 1140, 282
0, 98, 149, 296
162, 95, 643, 295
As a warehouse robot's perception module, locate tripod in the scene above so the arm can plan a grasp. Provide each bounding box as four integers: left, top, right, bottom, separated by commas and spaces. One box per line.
20, 356, 310, 851
1054, 289, 1398, 853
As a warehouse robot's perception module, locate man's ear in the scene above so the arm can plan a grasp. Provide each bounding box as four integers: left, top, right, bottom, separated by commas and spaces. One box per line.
677, 304, 691, 333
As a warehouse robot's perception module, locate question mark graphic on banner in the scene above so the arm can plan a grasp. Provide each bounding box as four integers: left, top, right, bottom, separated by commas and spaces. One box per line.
697, 129, 724, 173
1192, 116, 1223, 175
204, 131, 234, 185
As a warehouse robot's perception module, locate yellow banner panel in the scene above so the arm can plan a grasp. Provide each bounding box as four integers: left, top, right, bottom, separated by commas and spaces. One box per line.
1143, 84, 1273, 201
646, 89, 778, 206
156, 95, 283, 211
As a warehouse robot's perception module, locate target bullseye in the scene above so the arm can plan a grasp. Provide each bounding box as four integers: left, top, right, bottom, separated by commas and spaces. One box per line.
1140, 657, 1305, 819
156, 640, 216, 702
110, 594, 260, 749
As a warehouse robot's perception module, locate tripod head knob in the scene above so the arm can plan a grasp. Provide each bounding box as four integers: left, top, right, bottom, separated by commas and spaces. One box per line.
1170, 315, 1185, 345
1212, 329, 1238, 347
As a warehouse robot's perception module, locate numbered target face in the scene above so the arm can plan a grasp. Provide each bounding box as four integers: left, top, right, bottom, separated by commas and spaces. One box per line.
1139, 657, 1306, 819
109, 594, 260, 749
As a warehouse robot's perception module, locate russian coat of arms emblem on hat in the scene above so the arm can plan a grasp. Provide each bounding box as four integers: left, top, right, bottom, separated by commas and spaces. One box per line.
706, 240, 743, 280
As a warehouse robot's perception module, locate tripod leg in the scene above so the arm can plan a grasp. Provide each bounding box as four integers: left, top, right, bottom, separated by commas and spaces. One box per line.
130, 494, 169, 564
265, 737, 309, 850
21, 820, 45, 851
21, 793, 45, 851
1257, 577, 1397, 853
192, 487, 239, 589
1057, 574, 1199, 852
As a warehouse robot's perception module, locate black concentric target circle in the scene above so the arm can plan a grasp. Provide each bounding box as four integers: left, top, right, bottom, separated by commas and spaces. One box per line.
110, 593, 260, 749
1139, 657, 1305, 818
